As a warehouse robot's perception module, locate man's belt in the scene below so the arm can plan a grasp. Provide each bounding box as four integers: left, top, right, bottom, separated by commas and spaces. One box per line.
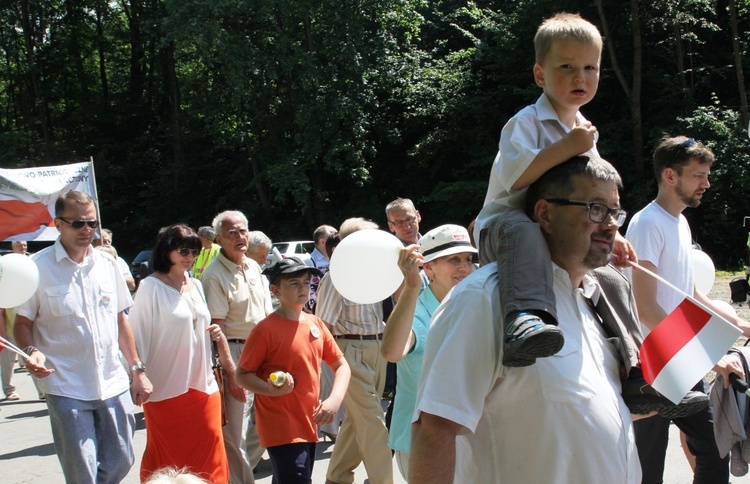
335, 334, 383, 341
227, 339, 246, 344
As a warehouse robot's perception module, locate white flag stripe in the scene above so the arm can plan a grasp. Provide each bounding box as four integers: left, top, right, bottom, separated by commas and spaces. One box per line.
651, 314, 740, 403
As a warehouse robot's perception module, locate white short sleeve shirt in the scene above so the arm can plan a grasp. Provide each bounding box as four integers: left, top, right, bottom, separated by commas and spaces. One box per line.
414, 264, 641, 483
16, 240, 133, 401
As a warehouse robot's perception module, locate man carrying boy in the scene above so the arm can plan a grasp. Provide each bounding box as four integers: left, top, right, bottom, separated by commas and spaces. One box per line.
475, 12, 607, 367
411, 155, 641, 483
235, 257, 350, 483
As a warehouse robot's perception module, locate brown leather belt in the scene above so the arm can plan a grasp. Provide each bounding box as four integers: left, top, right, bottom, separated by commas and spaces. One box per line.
227, 339, 246, 344
335, 334, 383, 341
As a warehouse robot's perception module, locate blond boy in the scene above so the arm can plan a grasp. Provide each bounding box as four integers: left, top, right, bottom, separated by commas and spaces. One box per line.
475, 13, 607, 366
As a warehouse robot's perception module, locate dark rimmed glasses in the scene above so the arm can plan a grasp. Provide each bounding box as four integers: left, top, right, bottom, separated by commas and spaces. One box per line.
389, 216, 417, 228
545, 199, 627, 226
177, 247, 200, 257
57, 217, 100, 230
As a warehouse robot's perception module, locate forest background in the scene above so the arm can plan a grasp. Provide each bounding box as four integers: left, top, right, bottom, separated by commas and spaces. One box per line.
3, 0, 750, 269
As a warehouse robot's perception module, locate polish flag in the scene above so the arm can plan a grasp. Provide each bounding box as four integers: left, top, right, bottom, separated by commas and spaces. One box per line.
640, 297, 741, 404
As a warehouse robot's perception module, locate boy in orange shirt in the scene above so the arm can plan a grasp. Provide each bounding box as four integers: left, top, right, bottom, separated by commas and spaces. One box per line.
236, 257, 350, 483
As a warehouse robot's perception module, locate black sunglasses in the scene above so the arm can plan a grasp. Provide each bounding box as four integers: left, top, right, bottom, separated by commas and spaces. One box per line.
668, 138, 697, 166
57, 217, 100, 230
177, 247, 200, 257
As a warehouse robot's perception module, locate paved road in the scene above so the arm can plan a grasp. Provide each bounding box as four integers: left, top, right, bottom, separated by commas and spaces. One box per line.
1, 362, 748, 483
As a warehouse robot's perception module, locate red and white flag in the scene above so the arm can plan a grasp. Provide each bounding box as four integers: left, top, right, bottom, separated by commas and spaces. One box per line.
640, 296, 741, 404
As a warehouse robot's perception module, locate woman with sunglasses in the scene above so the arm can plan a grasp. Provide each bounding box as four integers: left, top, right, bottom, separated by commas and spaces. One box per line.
380, 224, 477, 479
129, 224, 234, 483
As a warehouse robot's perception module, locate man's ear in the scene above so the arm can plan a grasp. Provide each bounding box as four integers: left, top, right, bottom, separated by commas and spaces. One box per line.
270, 283, 281, 298
534, 199, 553, 234
662, 167, 678, 187
533, 63, 545, 88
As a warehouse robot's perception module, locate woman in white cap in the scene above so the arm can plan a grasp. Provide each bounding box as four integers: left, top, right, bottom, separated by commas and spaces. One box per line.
381, 224, 477, 480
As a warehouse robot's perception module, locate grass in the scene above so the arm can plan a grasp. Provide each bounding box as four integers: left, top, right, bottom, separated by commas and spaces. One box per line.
717, 269, 749, 278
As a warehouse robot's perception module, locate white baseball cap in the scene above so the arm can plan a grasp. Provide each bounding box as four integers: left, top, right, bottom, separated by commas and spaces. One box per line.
419, 224, 478, 263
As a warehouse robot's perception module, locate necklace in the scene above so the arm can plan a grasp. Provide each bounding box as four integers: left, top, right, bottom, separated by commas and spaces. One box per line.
166, 272, 186, 293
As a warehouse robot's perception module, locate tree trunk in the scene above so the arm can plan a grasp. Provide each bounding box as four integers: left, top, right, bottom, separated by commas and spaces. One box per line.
672, 21, 695, 112
19, 0, 52, 162
161, 42, 183, 191
595, 0, 644, 176
96, 5, 110, 104
728, 0, 749, 126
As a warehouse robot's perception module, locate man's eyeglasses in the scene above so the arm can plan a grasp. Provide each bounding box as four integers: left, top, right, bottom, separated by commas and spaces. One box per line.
177, 247, 200, 257
225, 228, 249, 238
57, 217, 100, 230
545, 199, 627, 226
389, 216, 417, 228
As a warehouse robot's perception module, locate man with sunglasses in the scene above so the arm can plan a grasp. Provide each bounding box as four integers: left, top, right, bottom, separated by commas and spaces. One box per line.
626, 136, 750, 483
14, 190, 152, 483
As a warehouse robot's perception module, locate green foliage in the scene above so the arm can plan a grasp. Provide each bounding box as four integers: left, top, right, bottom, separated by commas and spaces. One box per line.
674, 102, 750, 269
1, 0, 750, 266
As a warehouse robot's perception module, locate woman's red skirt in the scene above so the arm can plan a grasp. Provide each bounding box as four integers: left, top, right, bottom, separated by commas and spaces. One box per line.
140, 389, 228, 483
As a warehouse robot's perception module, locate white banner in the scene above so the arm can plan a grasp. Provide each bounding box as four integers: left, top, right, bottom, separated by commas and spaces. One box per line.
0, 161, 99, 241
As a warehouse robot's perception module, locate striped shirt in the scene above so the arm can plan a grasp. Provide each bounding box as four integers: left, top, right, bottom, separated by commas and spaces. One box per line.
316, 273, 384, 336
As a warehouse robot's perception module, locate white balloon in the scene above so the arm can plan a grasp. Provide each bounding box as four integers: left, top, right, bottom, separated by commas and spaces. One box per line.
711, 299, 738, 319
0, 253, 39, 308
329, 229, 404, 305
692, 249, 715, 295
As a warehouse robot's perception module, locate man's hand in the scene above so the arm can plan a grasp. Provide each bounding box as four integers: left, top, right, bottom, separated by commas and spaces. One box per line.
25, 350, 54, 378
130, 371, 153, 406
564, 121, 597, 156
612, 232, 638, 267
226, 368, 247, 403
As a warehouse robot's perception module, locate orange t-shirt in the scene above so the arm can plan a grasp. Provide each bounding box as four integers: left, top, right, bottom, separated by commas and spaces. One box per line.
238, 312, 343, 447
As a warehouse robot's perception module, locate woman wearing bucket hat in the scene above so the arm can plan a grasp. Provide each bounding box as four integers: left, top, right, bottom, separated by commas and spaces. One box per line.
381, 224, 477, 479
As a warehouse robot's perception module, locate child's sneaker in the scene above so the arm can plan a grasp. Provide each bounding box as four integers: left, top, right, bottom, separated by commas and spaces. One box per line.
622, 375, 708, 418
502, 312, 564, 367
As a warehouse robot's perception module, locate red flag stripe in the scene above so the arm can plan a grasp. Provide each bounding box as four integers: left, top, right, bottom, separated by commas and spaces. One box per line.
640, 299, 711, 383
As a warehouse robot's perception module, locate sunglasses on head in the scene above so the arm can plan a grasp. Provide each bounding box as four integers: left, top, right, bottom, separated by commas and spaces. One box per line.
57, 217, 100, 230
177, 247, 200, 257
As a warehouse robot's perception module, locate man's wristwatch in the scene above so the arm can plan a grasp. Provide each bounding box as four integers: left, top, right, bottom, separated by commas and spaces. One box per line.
130, 362, 146, 373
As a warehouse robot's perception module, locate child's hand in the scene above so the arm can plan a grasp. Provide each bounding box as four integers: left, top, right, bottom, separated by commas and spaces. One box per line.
267, 372, 295, 396
565, 121, 597, 155
612, 232, 638, 268
313, 398, 340, 425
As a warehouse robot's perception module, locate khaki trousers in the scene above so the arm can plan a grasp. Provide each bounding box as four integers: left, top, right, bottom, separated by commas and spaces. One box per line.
326, 338, 393, 484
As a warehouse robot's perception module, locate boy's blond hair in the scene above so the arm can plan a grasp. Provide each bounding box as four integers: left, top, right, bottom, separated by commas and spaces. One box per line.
534, 13, 603, 64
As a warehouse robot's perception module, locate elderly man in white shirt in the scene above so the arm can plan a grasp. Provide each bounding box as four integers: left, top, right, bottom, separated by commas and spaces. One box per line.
15, 190, 152, 483
410, 156, 642, 483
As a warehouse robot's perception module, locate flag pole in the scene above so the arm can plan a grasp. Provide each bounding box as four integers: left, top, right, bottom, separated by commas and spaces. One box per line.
628, 260, 726, 321
0, 334, 30, 360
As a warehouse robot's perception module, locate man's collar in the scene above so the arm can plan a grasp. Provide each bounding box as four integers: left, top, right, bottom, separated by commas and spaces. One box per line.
218, 250, 247, 270
54, 238, 92, 264
552, 262, 598, 297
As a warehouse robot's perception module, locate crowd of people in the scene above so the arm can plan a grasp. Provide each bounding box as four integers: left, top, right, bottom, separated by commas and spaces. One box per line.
4, 11, 750, 484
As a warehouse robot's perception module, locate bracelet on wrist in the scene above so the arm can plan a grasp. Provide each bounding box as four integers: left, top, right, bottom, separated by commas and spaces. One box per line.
24, 346, 38, 355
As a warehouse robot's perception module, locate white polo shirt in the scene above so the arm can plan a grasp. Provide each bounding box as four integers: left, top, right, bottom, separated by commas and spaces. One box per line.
414, 264, 641, 483
17, 240, 133, 401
